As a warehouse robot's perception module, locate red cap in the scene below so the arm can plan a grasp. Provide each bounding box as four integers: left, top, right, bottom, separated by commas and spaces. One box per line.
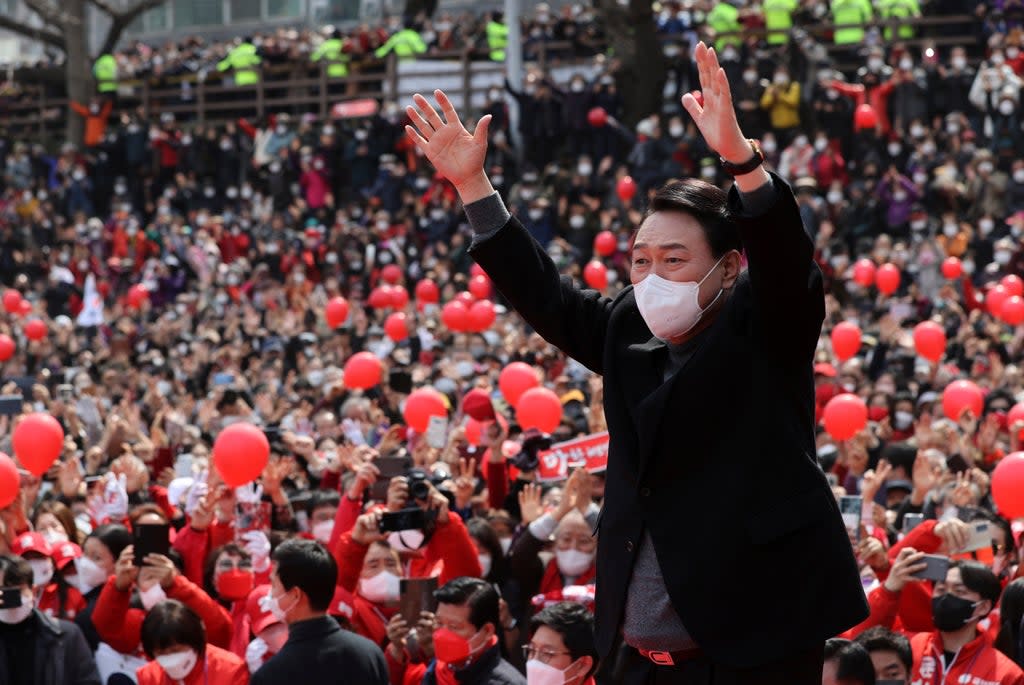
13, 532, 53, 558
462, 388, 496, 421
814, 363, 838, 378
247, 584, 282, 635
52, 541, 82, 570
329, 585, 355, 619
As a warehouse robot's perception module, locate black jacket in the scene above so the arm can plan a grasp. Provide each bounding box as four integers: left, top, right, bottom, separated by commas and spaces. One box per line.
251, 616, 388, 685
423, 645, 525, 685
0, 610, 100, 685
468, 173, 868, 669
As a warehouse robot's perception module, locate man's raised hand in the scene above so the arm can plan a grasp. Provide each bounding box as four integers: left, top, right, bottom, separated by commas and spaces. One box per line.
681, 42, 751, 165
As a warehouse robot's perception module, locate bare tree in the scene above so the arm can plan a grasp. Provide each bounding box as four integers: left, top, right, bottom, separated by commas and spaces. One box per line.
0, 0, 167, 144
593, 0, 667, 128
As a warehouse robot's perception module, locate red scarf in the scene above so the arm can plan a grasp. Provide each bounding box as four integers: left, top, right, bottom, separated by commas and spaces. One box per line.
351, 596, 398, 646
435, 636, 499, 685
539, 557, 596, 595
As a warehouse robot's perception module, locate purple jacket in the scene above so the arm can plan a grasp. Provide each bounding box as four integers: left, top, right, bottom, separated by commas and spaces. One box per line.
876, 175, 920, 227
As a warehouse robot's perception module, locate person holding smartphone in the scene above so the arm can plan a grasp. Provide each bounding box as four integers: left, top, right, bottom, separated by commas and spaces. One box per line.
405, 42, 866, 684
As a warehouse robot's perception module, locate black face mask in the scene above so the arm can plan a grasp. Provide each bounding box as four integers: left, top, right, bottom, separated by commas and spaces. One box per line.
931, 593, 979, 632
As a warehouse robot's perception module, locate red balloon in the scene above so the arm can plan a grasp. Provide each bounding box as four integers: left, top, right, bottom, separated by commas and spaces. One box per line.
822, 394, 868, 441
23, 319, 47, 341
515, 387, 563, 433
875, 263, 900, 295
1001, 296, 1024, 326
468, 300, 496, 332
583, 261, 608, 290
325, 296, 350, 328
470, 263, 487, 279
441, 301, 470, 332
12, 413, 64, 477
415, 279, 440, 304
384, 312, 409, 341
913, 321, 947, 362
343, 351, 383, 389
991, 452, 1024, 519
18, 300, 32, 317
940, 257, 962, 280
0, 452, 17, 508
830, 322, 862, 362
455, 292, 476, 307
468, 274, 492, 300
381, 264, 403, 285
987, 285, 1010, 318
1002, 275, 1024, 298
593, 231, 616, 257
213, 423, 270, 488
403, 388, 447, 433
499, 362, 539, 406
0, 334, 14, 362
2, 290, 22, 314
465, 417, 484, 446
942, 380, 984, 421
852, 259, 876, 287
126, 284, 149, 309
587, 107, 608, 128
616, 176, 637, 202
368, 286, 392, 309
388, 285, 410, 309
854, 104, 878, 130
1008, 404, 1024, 438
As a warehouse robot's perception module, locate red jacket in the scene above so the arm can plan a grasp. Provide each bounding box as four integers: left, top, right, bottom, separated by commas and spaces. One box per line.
92, 575, 234, 654
37, 583, 87, 621
136, 644, 248, 685
909, 630, 1024, 685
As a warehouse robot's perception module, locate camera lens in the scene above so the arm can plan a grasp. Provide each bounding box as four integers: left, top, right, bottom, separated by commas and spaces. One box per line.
409, 478, 430, 501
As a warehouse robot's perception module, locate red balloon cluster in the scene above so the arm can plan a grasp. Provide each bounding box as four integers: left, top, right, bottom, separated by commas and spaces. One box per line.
940, 257, 962, 280
994, 276, 1024, 325
442, 300, 470, 332
127, 284, 149, 309
468, 300, 496, 331
499, 362, 540, 405
852, 259, 876, 287
384, 312, 409, 341
616, 176, 637, 203
0, 452, 17, 508
587, 107, 608, 128
987, 285, 1010, 319
388, 285, 409, 309
403, 388, 447, 432
368, 285, 409, 310
1003, 275, 1024, 297
455, 292, 475, 308
913, 321, 946, 362
0, 334, 14, 362
12, 413, 64, 476
325, 296, 350, 328
415, 279, 440, 304
468, 274, 492, 300
823, 394, 868, 440
214, 423, 270, 487
593, 231, 616, 257
991, 452, 1024, 519
942, 380, 984, 421
23, 319, 47, 341
516, 387, 563, 433
2, 290, 22, 314
830, 322, 861, 362
343, 352, 383, 389
875, 263, 900, 295
583, 262, 608, 290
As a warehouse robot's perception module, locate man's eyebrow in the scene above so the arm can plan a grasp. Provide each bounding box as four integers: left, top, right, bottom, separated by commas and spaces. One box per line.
631, 242, 689, 251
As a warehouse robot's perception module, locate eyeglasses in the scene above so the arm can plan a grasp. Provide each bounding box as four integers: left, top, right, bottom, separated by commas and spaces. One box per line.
216, 559, 253, 571
522, 645, 572, 664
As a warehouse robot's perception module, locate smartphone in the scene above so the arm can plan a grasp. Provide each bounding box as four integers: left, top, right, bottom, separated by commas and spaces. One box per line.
902, 513, 925, 535
212, 372, 235, 387
961, 521, 993, 553
56, 384, 75, 402
0, 395, 23, 416
133, 523, 171, 565
426, 416, 448, 450
911, 554, 951, 582
399, 577, 438, 625
839, 496, 862, 542
0, 587, 23, 608
148, 447, 174, 480
946, 453, 970, 474
370, 455, 413, 501
379, 507, 434, 533
389, 370, 413, 395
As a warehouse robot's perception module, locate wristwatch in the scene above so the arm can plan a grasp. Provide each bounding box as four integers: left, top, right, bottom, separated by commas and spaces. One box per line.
719, 139, 766, 177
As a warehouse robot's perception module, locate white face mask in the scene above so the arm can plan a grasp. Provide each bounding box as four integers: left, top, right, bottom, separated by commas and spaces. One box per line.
893, 410, 914, 430
980, 219, 995, 234
387, 529, 425, 552
499, 538, 512, 555
555, 549, 595, 577
311, 520, 334, 543
995, 251, 1012, 266
140, 582, 168, 610
743, 71, 757, 84
358, 570, 401, 603
478, 554, 492, 577
30, 559, 54, 587
569, 215, 586, 229
761, 139, 776, 154
943, 224, 959, 237
527, 658, 578, 685
156, 649, 198, 681
264, 588, 296, 622
41, 528, 68, 545
814, 139, 828, 152
633, 257, 725, 340
952, 56, 967, 70
0, 590, 34, 624
1014, 170, 1024, 183
999, 101, 1014, 116
74, 556, 108, 594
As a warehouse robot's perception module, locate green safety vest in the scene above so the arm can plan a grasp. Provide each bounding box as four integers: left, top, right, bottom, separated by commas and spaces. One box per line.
374, 29, 427, 61
94, 54, 118, 93
831, 0, 872, 45
218, 43, 261, 86
878, 0, 919, 40
763, 0, 798, 45
486, 21, 509, 61
312, 38, 350, 78
707, 3, 742, 50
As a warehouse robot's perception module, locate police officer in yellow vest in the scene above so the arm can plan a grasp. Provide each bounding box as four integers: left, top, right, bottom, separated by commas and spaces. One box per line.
707, 0, 742, 51
217, 37, 262, 86
877, 0, 921, 40
312, 29, 350, 78
374, 24, 427, 61
94, 54, 118, 95
763, 0, 797, 45
831, 0, 873, 45
486, 12, 509, 62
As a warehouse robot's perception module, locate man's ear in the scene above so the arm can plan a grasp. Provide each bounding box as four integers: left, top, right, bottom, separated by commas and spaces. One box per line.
722, 249, 743, 289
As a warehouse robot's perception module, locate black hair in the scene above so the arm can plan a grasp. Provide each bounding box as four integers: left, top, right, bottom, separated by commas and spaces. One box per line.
530, 602, 598, 678
0, 554, 33, 587
434, 576, 499, 631
855, 626, 912, 673
308, 490, 341, 515
467, 518, 508, 584
141, 599, 206, 659
880, 442, 917, 476
995, 579, 1024, 666
642, 179, 741, 259
272, 538, 336, 612
823, 638, 876, 685
88, 523, 133, 561
954, 560, 1003, 608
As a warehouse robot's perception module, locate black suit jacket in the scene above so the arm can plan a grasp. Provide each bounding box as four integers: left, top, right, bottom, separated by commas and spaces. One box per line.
251, 616, 388, 685
468, 174, 868, 669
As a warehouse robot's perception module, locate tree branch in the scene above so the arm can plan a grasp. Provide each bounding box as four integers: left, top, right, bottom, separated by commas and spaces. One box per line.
95, 0, 168, 57
23, 0, 81, 28
0, 14, 65, 50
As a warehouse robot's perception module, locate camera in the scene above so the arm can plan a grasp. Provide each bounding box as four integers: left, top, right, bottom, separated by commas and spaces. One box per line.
407, 468, 432, 502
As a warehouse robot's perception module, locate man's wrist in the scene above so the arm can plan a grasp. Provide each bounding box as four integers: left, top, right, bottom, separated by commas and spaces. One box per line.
721, 138, 757, 166
455, 171, 494, 206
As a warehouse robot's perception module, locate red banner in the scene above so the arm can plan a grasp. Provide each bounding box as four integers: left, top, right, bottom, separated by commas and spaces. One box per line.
536, 432, 609, 482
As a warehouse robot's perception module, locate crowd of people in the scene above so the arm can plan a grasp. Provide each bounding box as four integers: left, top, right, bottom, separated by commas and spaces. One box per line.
0, 0, 1023, 683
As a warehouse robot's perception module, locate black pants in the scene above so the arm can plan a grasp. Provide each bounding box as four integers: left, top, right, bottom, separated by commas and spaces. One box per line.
597, 643, 824, 685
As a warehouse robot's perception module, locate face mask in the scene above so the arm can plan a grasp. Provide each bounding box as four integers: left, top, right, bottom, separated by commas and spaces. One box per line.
570, 81, 585, 93
569, 215, 585, 229
499, 538, 512, 555
72, 170, 85, 181
359, 570, 401, 604
41, 528, 68, 545
669, 125, 684, 138
701, 166, 716, 180
433, 627, 484, 665
893, 411, 914, 431
140, 582, 167, 610
1009, 47, 1020, 59
922, 143, 936, 156
815, 139, 828, 152
931, 593, 979, 632
999, 101, 1014, 116
1014, 170, 1024, 183
312, 520, 334, 543
773, 73, 788, 85
478, 554, 492, 577
266, 588, 296, 622
943, 224, 958, 237
74, 556, 108, 594
995, 251, 1012, 266
216, 569, 255, 602
952, 56, 967, 70
962, 260, 975, 275
899, 58, 913, 71
492, 175, 505, 186
577, 164, 592, 176
980, 219, 995, 234
868, 57, 883, 71
388, 529, 425, 552
307, 370, 325, 388
527, 659, 577, 685
30, 559, 54, 587
893, 191, 907, 202
827, 191, 843, 204
888, 143, 902, 156
978, 162, 994, 175
946, 122, 960, 135
909, 125, 925, 139
633, 257, 724, 340
528, 209, 544, 221
762, 139, 776, 154
555, 548, 595, 577
156, 649, 198, 681
743, 71, 757, 84
0, 591, 34, 624
991, 53, 1005, 66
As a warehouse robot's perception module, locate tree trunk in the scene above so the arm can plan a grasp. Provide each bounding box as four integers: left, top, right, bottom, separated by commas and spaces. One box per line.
63, 0, 90, 147
594, 0, 667, 128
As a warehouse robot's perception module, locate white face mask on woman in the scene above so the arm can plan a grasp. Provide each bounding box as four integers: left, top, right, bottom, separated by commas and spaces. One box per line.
633, 256, 725, 340
73, 556, 108, 595
358, 570, 401, 604
155, 649, 198, 681
554, 549, 595, 577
